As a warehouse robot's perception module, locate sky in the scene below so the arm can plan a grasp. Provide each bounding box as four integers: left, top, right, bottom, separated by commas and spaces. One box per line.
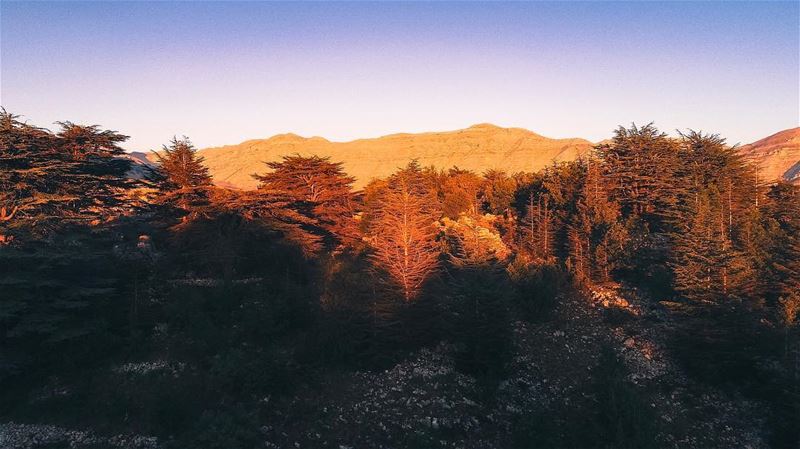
1, 1, 798, 151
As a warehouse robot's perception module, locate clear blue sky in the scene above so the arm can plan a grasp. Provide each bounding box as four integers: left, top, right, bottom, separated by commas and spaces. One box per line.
1, 1, 798, 151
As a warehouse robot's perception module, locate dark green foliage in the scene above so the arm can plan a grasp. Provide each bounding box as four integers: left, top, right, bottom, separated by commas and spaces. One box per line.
0, 112, 138, 390
306, 254, 380, 367
0, 110, 136, 240
0, 232, 128, 381
596, 123, 682, 231
179, 407, 260, 449
510, 261, 568, 320
668, 301, 799, 448
448, 265, 512, 383
670, 303, 775, 385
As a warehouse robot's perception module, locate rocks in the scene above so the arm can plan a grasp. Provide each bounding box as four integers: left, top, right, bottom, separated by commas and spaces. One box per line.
589, 285, 638, 313
0, 423, 159, 449
113, 360, 185, 377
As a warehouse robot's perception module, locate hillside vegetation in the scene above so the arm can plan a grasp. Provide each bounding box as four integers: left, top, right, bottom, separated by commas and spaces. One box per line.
1, 111, 798, 449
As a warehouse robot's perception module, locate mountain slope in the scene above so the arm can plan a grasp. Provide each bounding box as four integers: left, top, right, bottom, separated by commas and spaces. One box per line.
738, 127, 800, 184
197, 124, 593, 189
174, 125, 800, 190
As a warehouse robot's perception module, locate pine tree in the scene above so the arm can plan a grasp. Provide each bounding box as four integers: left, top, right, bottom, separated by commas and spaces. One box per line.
567, 160, 624, 284
596, 123, 682, 231
253, 155, 359, 249
0, 111, 137, 377
151, 136, 212, 189
480, 169, 518, 215
0, 110, 135, 241
669, 131, 761, 302
670, 189, 753, 303
521, 192, 555, 263
762, 183, 800, 302
368, 162, 441, 301
671, 193, 719, 302
238, 194, 323, 257
149, 136, 213, 219
441, 167, 483, 218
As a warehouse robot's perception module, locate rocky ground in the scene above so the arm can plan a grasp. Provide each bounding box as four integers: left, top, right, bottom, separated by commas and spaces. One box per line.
258, 283, 769, 448
0, 284, 770, 449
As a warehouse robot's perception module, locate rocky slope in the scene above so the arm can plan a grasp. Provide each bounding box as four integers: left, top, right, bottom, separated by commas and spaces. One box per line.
197, 124, 594, 189
1, 284, 769, 449
738, 127, 800, 184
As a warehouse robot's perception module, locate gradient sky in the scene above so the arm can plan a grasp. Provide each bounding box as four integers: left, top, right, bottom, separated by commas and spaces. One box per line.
1, 1, 798, 151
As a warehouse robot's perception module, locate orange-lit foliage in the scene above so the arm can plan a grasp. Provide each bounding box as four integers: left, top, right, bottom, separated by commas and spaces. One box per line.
150, 136, 213, 217
441, 168, 482, 218
369, 162, 441, 301
0, 109, 135, 240
568, 160, 625, 283
254, 155, 359, 250
521, 192, 556, 263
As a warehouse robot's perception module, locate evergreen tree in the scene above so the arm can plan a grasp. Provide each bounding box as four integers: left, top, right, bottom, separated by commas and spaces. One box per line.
0, 111, 137, 378
149, 137, 213, 219
368, 162, 441, 301
441, 167, 483, 218
151, 136, 212, 189
596, 123, 682, 230
0, 110, 135, 241
253, 155, 359, 250
520, 192, 556, 263
567, 160, 625, 283
480, 169, 518, 215
761, 183, 800, 302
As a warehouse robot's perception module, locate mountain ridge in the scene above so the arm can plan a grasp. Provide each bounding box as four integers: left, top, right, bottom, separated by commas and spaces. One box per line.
737, 127, 800, 184
196, 124, 594, 189
132, 125, 800, 190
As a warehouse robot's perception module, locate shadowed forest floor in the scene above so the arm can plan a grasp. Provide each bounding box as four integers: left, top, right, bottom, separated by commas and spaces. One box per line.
0, 284, 769, 449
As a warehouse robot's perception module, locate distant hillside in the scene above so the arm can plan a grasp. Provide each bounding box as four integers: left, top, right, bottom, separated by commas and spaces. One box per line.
133, 125, 800, 190
738, 127, 800, 184
197, 124, 594, 189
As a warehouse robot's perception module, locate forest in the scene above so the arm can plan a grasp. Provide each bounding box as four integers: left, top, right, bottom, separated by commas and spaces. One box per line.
0, 109, 798, 448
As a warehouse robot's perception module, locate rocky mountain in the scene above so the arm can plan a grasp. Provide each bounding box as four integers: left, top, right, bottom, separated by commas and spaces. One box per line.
121, 151, 154, 180
196, 124, 594, 189
737, 127, 800, 184
131, 125, 800, 190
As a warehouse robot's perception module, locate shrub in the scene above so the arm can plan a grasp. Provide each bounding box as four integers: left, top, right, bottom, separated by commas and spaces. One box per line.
509, 259, 567, 320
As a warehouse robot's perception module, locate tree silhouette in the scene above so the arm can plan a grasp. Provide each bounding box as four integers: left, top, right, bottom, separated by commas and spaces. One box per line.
0, 109, 134, 241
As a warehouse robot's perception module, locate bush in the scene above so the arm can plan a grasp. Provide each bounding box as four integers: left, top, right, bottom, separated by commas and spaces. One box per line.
175, 407, 260, 449
509, 260, 568, 320
448, 265, 512, 385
